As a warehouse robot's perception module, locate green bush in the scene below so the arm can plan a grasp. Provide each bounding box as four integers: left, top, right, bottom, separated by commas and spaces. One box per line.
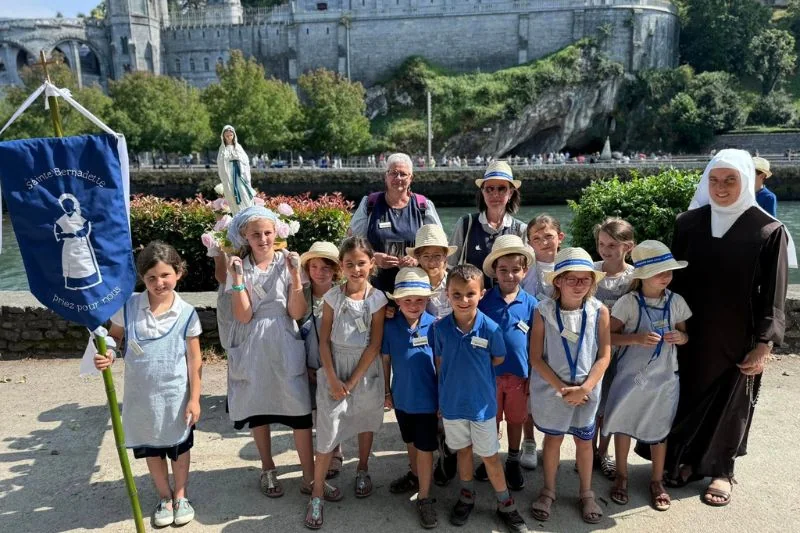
567, 169, 701, 253
747, 90, 797, 126
129, 193, 353, 291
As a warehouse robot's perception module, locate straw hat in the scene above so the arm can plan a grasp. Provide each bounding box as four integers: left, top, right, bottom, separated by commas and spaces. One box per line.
474, 160, 522, 189
631, 240, 687, 280
387, 267, 434, 300
482, 235, 535, 278
753, 156, 772, 179
406, 224, 458, 257
544, 247, 606, 283
300, 241, 340, 267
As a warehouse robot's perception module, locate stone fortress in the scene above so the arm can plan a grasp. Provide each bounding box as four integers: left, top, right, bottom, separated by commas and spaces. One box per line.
0, 0, 679, 91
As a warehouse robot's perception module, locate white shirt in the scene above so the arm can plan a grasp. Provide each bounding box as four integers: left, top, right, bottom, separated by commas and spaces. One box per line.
112, 292, 202, 338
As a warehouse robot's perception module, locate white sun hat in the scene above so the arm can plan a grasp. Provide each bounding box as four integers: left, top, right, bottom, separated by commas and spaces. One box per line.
474, 160, 522, 189
631, 240, 687, 280
300, 241, 340, 268
544, 247, 606, 283
482, 234, 535, 278
753, 156, 772, 179
387, 267, 434, 300
406, 224, 458, 257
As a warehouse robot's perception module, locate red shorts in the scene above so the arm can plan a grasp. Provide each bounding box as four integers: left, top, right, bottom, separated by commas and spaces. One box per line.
496, 374, 528, 425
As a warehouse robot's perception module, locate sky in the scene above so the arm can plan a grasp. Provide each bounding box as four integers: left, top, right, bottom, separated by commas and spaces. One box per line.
0, 0, 101, 19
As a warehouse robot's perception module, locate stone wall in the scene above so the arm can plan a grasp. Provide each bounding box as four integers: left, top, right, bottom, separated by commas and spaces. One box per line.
3, 287, 800, 359
711, 132, 800, 154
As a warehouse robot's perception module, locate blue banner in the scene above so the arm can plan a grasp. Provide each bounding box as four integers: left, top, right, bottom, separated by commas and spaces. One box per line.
0, 134, 135, 329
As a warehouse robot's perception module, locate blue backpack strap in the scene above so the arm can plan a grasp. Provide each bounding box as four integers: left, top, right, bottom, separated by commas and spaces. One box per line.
615, 294, 643, 365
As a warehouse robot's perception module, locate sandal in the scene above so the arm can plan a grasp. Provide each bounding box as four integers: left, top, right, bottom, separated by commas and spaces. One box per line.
665, 465, 703, 488
300, 480, 344, 502
327, 454, 343, 480
579, 490, 603, 524
530, 487, 556, 522
598, 454, 616, 480
703, 477, 735, 507
610, 475, 629, 505
355, 470, 373, 498
260, 469, 284, 498
304, 497, 323, 530
649, 480, 671, 511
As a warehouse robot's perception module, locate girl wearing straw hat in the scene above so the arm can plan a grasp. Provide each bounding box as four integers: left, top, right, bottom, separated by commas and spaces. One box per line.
602, 240, 691, 512
299, 242, 345, 480
407, 224, 458, 320
528, 248, 610, 525
449, 161, 527, 288
381, 267, 440, 528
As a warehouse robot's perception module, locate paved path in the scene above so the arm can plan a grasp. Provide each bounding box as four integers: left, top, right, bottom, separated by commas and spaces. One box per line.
0, 357, 798, 533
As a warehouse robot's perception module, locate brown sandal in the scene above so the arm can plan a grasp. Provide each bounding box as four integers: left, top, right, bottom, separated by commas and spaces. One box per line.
531, 488, 556, 521
703, 477, 735, 507
579, 490, 603, 524
649, 480, 671, 511
326, 455, 343, 480
610, 475, 629, 505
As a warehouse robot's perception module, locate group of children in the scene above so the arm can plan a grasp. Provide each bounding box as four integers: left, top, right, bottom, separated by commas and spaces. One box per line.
94, 206, 693, 532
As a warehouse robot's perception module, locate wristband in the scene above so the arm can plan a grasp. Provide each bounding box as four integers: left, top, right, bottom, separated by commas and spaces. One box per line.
232, 284, 246, 292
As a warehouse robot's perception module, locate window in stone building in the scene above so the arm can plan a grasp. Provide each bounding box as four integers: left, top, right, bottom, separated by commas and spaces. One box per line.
202, 31, 205, 38
190, 58, 195, 72
218, 57, 224, 66
176, 59, 181, 73
121, 37, 129, 55
306, 28, 309, 34
0, 60, 5, 73
217, 30, 220, 38
204, 58, 210, 71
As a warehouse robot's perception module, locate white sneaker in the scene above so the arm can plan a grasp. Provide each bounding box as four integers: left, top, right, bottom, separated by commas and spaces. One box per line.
520, 438, 538, 470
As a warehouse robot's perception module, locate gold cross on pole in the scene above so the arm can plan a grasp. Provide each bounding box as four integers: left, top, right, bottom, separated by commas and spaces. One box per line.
33, 50, 64, 137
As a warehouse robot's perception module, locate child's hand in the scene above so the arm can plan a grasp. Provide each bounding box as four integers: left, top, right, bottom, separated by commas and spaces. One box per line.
286, 251, 301, 275
185, 400, 201, 426
663, 330, 687, 345
638, 331, 662, 346
227, 255, 244, 282
560, 386, 589, 406
384, 393, 393, 410
384, 306, 396, 319
93, 349, 115, 371
329, 379, 349, 401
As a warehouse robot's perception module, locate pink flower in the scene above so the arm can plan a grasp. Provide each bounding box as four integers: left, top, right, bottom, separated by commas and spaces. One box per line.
211, 198, 229, 212
201, 232, 217, 250
253, 197, 266, 207
277, 202, 294, 216
276, 220, 291, 239
213, 215, 232, 231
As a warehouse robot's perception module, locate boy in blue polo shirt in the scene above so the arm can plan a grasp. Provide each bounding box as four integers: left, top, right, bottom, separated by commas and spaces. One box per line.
382, 267, 439, 529
476, 235, 538, 491
432, 264, 529, 533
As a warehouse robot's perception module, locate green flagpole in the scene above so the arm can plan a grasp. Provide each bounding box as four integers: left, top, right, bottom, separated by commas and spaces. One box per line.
35, 50, 145, 533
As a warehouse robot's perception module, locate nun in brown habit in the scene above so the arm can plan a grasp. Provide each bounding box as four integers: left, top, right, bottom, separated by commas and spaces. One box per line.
636, 149, 794, 507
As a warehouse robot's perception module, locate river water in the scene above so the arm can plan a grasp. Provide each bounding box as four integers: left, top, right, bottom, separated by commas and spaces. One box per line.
3, 203, 800, 290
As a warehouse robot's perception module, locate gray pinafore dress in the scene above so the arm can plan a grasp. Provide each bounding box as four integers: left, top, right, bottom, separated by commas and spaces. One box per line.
300, 286, 324, 408
226, 254, 311, 422
521, 260, 554, 302
122, 294, 196, 449
529, 297, 603, 440
315, 286, 386, 453
602, 290, 682, 444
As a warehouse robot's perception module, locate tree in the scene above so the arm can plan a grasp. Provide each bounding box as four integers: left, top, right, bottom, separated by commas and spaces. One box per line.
687, 71, 747, 133
680, 0, 771, 75
109, 72, 213, 154
748, 90, 797, 126
90, 1, 106, 20
748, 29, 797, 95
298, 69, 371, 155
203, 50, 301, 153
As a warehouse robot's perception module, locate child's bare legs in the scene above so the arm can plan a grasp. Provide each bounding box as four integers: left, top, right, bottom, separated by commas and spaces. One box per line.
522, 415, 535, 441
294, 428, 314, 484
252, 425, 276, 471
357, 431, 374, 471
611, 434, 631, 504
649, 442, 671, 510
541, 434, 562, 492
171, 451, 190, 500
407, 443, 419, 476
506, 422, 523, 454
481, 454, 508, 493
417, 449, 434, 499
312, 451, 333, 498
457, 446, 474, 482
574, 437, 594, 494
146, 457, 173, 506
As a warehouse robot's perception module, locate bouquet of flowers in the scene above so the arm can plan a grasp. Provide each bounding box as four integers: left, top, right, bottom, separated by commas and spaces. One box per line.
201, 214, 234, 256
273, 201, 301, 249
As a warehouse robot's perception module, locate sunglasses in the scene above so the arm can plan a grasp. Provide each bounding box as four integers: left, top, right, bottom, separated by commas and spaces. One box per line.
482, 185, 509, 194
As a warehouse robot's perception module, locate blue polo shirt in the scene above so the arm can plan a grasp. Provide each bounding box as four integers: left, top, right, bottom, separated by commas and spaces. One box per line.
756, 186, 777, 217
431, 311, 506, 422
382, 311, 437, 414
479, 286, 538, 379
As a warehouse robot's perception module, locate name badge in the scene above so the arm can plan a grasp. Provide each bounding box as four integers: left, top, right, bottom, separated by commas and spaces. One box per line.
253, 284, 267, 299
412, 336, 429, 347
355, 317, 368, 333
652, 319, 669, 330
561, 329, 579, 343
128, 339, 145, 356
379, 221, 392, 229
471, 336, 489, 349
516, 321, 530, 334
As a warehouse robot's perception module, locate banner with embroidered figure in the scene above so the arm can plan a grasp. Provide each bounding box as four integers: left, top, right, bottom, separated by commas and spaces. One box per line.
55, 193, 103, 289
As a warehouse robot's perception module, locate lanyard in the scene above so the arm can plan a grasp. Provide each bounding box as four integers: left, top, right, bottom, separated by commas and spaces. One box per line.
555, 301, 587, 383
636, 289, 673, 364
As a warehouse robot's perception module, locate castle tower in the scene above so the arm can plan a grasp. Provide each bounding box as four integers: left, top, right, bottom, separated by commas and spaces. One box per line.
106, 0, 168, 78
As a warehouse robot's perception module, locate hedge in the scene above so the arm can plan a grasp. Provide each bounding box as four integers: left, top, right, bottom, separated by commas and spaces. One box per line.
130, 193, 353, 291
568, 169, 701, 252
